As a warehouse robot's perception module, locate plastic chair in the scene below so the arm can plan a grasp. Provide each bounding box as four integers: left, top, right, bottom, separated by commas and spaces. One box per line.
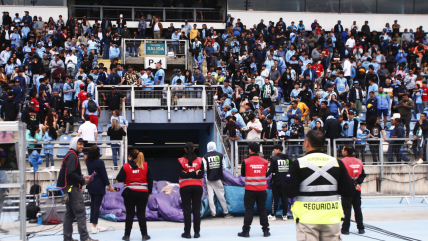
56, 147, 68, 158
60, 135, 71, 145
275, 105, 284, 114
98, 124, 104, 134
279, 113, 288, 122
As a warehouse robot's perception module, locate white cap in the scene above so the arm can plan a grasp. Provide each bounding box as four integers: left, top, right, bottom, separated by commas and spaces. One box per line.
120, 14, 123, 18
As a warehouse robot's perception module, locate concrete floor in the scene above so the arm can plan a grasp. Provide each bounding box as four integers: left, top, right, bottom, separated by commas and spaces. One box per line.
1, 198, 428, 241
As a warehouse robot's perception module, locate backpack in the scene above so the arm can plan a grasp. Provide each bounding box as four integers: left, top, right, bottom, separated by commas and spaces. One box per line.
87, 99, 97, 113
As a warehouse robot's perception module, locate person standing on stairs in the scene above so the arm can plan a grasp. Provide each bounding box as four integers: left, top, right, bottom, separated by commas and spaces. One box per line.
81, 93, 100, 133
78, 114, 98, 161
202, 142, 233, 219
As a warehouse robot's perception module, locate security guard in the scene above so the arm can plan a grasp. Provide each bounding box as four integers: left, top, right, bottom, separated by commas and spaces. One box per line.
340, 145, 366, 235
238, 142, 270, 238
284, 130, 354, 241
267, 144, 291, 221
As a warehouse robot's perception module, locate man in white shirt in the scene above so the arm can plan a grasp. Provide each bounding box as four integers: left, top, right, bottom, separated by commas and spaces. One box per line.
345, 35, 356, 51
260, 65, 270, 79
342, 56, 352, 86
153, 18, 162, 39
246, 113, 262, 140
77, 114, 98, 160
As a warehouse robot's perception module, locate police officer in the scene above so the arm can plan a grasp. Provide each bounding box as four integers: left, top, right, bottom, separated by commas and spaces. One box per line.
202, 142, 233, 219
340, 145, 366, 235
238, 142, 270, 238
178, 142, 204, 239
284, 130, 354, 241
116, 149, 153, 241
267, 144, 290, 221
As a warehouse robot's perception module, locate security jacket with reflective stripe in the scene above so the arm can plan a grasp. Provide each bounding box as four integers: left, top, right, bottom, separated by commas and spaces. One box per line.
116, 160, 153, 194
178, 157, 204, 188
241, 154, 269, 191
283, 150, 354, 224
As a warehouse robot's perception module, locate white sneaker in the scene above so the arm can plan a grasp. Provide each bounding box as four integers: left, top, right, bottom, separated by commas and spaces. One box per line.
97, 226, 107, 232
282, 215, 288, 221
417, 158, 424, 164
182, 107, 186, 111
92, 226, 99, 234
174, 107, 178, 111
267, 214, 276, 221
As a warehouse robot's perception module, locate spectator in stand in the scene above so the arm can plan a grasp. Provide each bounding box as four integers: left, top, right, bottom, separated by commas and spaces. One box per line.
58, 109, 74, 136
355, 122, 369, 163
102, 87, 126, 116
77, 84, 88, 116
111, 109, 129, 128
367, 116, 385, 164
107, 119, 127, 168
289, 116, 305, 161
78, 114, 98, 160
26, 125, 43, 155
375, 86, 390, 128
1, 91, 19, 121
412, 113, 428, 165
43, 126, 57, 169
398, 94, 414, 137
413, 84, 423, 118
21, 101, 39, 129
387, 118, 410, 163
82, 93, 101, 132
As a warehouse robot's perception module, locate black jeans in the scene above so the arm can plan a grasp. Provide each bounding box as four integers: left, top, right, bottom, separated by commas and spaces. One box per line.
270, 184, 288, 216
243, 190, 269, 232
341, 191, 364, 232
401, 115, 411, 137
180, 185, 203, 234
90, 194, 104, 224
124, 190, 149, 236
368, 141, 379, 163
355, 144, 366, 163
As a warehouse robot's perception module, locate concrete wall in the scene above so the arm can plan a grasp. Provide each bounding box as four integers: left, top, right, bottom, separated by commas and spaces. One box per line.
228, 10, 428, 32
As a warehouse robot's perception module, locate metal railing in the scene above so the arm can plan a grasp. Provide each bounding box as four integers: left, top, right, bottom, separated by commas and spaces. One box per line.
361, 164, 413, 205
412, 164, 428, 204
69, 5, 225, 22
96, 85, 211, 121
121, 39, 189, 68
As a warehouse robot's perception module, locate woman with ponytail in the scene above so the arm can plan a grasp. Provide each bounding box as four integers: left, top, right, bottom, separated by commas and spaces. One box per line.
178, 142, 204, 239
116, 149, 153, 241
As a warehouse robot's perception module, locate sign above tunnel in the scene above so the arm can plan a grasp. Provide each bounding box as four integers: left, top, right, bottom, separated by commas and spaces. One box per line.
146, 43, 166, 55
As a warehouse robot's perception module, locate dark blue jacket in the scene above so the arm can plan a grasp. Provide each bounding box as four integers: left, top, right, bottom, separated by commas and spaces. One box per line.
303, 69, 317, 83
86, 158, 110, 195
12, 85, 22, 103
348, 86, 363, 103
391, 123, 405, 144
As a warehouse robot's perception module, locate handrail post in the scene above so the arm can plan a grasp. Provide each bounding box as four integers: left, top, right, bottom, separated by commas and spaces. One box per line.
202, 85, 206, 120
163, 8, 166, 21
193, 9, 197, 22
95, 86, 98, 103
131, 85, 135, 121
327, 138, 331, 156
131, 7, 135, 21
380, 138, 384, 179
100, 6, 103, 21
333, 139, 337, 158
167, 85, 171, 121
234, 140, 239, 176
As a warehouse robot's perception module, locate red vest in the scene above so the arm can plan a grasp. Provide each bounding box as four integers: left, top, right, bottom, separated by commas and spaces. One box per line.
341, 156, 363, 191
123, 162, 149, 192
178, 157, 203, 188
244, 155, 268, 191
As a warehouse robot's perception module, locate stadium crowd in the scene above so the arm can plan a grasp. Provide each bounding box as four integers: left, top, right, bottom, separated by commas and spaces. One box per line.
1, 11, 428, 165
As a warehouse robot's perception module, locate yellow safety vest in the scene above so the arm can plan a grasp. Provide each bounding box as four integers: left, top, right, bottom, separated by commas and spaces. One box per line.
291, 152, 344, 225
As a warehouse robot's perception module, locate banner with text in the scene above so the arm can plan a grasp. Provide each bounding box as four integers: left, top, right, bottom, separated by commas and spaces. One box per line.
146, 43, 166, 56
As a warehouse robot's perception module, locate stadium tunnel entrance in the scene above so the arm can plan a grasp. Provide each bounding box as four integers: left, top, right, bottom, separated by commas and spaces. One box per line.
127, 123, 214, 183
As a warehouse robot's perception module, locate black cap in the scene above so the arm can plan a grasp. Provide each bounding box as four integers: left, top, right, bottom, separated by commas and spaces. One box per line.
86, 92, 93, 97
248, 143, 260, 153
76, 138, 88, 144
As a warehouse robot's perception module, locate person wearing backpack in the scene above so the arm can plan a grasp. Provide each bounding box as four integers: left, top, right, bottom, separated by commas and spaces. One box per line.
81, 93, 100, 132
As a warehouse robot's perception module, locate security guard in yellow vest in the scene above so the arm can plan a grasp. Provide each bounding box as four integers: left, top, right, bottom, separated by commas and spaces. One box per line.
283, 130, 354, 241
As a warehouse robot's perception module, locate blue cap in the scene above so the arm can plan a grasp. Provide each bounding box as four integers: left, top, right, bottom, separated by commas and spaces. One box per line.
59, 47, 63, 50
354, 81, 359, 84
71, 47, 76, 50
43, 53, 48, 56
227, 94, 232, 98
232, 108, 238, 113
269, 45, 274, 48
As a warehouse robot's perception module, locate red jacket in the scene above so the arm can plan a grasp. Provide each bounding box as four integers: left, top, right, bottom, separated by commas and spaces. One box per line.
341, 156, 363, 191
422, 87, 428, 102
123, 162, 149, 192
178, 157, 203, 188
244, 155, 268, 191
